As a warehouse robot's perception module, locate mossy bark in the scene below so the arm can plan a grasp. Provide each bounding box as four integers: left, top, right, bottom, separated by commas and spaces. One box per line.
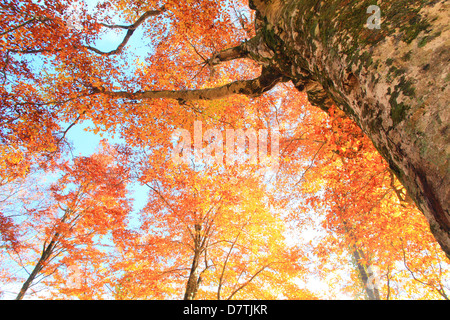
249, 0, 450, 257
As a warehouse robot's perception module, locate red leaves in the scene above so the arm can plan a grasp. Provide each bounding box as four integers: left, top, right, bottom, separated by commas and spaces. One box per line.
0, 211, 19, 250
0, 0, 447, 300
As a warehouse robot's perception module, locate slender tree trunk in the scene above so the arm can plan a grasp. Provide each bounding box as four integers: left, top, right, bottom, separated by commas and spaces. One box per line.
352, 249, 380, 300
184, 223, 203, 300
248, 0, 450, 258
15, 259, 44, 300
183, 250, 201, 300
15, 234, 59, 300
340, 211, 381, 300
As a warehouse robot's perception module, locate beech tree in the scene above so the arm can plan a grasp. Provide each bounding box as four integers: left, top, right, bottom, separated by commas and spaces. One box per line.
9, 143, 131, 299
6, 0, 447, 256
107, 163, 312, 300
239, 0, 450, 259
1, 0, 449, 299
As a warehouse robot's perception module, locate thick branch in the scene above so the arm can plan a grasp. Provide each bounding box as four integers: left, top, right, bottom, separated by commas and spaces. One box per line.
100, 7, 165, 29
206, 34, 276, 68
95, 68, 286, 102
5, 9, 163, 56
207, 45, 249, 66
86, 7, 165, 56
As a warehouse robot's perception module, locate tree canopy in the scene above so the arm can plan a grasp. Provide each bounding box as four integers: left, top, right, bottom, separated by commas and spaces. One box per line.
0, 0, 448, 300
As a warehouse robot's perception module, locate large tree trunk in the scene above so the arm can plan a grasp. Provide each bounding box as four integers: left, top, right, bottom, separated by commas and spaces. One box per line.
248, 0, 449, 258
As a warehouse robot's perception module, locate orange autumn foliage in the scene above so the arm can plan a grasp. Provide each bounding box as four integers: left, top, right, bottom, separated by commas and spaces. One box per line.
0, 0, 448, 300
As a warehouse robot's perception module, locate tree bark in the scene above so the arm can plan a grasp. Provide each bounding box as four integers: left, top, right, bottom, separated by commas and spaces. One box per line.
97, 66, 286, 101
15, 233, 59, 300
352, 249, 381, 300
183, 223, 203, 300
247, 0, 450, 258
183, 251, 201, 300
